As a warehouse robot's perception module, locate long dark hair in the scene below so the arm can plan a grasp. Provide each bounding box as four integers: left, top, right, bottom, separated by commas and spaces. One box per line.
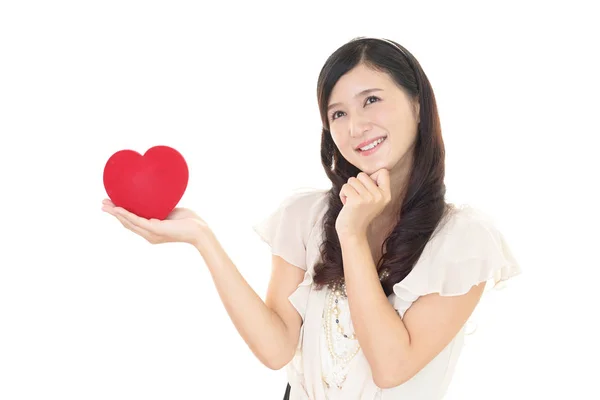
312, 37, 452, 296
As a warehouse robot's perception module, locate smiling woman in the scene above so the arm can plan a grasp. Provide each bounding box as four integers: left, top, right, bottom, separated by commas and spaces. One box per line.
325, 67, 420, 173
101, 36, 521, 400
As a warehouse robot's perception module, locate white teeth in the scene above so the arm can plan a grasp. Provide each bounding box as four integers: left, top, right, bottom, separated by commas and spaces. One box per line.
359, 137, 385, 151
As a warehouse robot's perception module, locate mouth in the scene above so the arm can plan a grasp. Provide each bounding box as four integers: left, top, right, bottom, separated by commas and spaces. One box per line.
355, 136, 387, 152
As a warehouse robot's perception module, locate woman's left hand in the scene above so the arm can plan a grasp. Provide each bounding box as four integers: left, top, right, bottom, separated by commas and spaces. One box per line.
335, 169, 392, 238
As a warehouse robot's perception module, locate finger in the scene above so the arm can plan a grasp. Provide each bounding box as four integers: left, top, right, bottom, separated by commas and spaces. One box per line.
340, 183, 358, 205
115, 214, 158, 242
369, 169, 391, 196
101, 199, 117, 215
115, 214, 144, 234
114, 207, 156, 233
356, 172, 380, 197
346, 177, 370, 198
102, 204, 117, 215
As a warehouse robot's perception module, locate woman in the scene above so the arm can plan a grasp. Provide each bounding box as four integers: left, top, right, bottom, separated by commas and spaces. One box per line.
101, 37, 521, 399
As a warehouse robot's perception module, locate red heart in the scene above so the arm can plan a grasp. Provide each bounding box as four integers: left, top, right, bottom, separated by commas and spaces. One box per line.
103, 145, 189, 220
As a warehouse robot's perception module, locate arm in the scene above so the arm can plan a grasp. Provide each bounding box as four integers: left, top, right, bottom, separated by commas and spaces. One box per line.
102, 198, 307, 370
339, 233, 485, 389
195, 228, 305, 370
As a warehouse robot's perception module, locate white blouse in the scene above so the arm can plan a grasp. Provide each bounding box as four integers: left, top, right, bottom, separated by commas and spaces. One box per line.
253, 188, 521, 400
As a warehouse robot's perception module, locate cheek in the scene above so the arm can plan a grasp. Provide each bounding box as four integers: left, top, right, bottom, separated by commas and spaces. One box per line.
373, 104, 398, 126
330, 129, 350, 151
378, 109, 414, 139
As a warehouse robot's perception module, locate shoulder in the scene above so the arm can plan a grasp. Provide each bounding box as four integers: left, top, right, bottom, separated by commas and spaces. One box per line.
252, 188, 329, 254
277, 187, 329, 218
426, 203, 507, 255
393, 203, 521, 299
252, 188, 330, 272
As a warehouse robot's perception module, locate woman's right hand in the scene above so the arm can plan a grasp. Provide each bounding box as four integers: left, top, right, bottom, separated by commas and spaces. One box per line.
101, 199, 210, 247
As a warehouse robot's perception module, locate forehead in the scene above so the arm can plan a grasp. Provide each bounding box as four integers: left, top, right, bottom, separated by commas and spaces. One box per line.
329, 64, 396, 101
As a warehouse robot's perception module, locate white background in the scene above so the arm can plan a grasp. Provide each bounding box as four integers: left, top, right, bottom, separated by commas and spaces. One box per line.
1, 1, 598, 399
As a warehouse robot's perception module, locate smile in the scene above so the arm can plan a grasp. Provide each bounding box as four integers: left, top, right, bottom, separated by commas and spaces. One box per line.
357, 137, 387, 156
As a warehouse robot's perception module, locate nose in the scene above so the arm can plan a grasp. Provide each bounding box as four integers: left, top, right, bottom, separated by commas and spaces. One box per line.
349, 112, 372, 138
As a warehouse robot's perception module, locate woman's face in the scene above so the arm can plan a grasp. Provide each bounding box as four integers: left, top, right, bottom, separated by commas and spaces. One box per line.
327, 63, 420, 176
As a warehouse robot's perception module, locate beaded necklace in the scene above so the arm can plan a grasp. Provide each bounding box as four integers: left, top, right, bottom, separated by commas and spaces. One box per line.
321, 269, 390, 390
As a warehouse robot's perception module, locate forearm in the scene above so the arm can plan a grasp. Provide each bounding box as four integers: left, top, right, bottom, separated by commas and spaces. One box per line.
193, 229, 293, 370
339, 233, 411, 385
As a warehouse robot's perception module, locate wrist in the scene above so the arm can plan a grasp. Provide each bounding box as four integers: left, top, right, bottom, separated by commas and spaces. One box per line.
337, 230, 368, 244
191, 224, 217, 253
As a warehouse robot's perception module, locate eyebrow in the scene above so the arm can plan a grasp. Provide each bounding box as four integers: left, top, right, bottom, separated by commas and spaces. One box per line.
327, 88, 384, 111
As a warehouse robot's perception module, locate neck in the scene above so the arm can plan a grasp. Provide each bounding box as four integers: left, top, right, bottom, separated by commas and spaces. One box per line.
381, 154, 412, 220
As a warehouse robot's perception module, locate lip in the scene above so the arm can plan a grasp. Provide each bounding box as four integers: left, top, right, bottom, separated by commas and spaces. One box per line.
355, 136, 387, 151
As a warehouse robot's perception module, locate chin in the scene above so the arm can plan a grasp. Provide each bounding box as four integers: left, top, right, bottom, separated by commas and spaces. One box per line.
366, 158, 397, 173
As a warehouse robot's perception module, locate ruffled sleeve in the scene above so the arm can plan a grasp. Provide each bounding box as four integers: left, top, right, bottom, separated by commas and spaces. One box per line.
252, 189, 327, 270
252, 189, 329, 320
391, 205, 522, 318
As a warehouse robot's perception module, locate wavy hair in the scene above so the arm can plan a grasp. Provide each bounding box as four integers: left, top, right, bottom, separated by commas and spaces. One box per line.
312, 37, 452, 296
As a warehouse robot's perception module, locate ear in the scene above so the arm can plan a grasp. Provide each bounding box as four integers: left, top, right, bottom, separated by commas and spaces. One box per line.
415, 101, 420, 124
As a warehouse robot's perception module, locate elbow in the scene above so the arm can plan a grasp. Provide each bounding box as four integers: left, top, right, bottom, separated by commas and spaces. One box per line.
263, 356, 292, 371
264, 358, 287, 371
370, 347, 417, 389
262, 349, 295, 371
373, 365, 415, 389
258, 324, 299, 370
374, 373, 411, 390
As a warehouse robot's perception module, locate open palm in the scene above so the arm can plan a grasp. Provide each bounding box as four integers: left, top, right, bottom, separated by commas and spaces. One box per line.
101, 199, 208, 246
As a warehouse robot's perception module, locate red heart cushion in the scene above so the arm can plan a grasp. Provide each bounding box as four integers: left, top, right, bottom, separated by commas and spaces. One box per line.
103, 145, 189, 220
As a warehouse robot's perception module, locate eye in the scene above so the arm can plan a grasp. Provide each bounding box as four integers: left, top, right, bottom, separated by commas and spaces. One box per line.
365, 95, 380, 106
331, 110, 345, 121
